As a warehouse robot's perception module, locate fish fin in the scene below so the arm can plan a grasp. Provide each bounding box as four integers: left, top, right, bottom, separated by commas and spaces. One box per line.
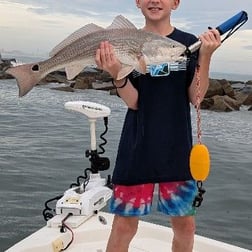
5, 63, 43, 97
65, 62, 85, 80
116, 65, 134, 80
107, 15, 137, 30
49, 23, 104, 57
136, 56, 147, 74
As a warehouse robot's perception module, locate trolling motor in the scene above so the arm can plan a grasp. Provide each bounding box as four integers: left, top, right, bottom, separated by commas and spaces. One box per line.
46, 101, 113, 228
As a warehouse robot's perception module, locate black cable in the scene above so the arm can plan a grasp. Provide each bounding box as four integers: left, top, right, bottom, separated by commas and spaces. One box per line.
60, 213, 74, 251
43, 167, 92, 221
42, 195, 63, 221
70, 168, 92, 189
98, 117, 108, 155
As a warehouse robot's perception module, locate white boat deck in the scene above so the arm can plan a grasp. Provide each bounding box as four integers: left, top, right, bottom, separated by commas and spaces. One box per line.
5, 212, 251, 252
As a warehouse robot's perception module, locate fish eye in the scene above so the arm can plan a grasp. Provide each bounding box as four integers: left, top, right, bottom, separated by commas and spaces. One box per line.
32, 64, 39, 71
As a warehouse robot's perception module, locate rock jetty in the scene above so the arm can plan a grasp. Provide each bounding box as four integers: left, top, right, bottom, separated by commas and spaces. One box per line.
1, 57, 252, 112
0, 54, 16, 79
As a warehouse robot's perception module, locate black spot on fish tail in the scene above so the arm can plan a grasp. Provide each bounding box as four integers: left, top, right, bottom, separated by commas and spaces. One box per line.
32, 64, 39, 71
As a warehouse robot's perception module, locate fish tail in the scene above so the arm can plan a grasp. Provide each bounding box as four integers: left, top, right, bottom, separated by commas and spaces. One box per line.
6, 63, 43, 97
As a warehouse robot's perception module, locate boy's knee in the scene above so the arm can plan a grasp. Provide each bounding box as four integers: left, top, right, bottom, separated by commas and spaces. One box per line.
113, 215, 139, 236
171, 216, 196, 238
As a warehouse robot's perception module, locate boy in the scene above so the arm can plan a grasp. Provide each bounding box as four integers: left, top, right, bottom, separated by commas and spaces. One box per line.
95, 0, 221, 251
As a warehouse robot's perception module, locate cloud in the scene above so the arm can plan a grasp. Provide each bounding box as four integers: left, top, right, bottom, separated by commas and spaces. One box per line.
5, 0, 135, 18
0, 0, 251, 74
2, 0, 251, 31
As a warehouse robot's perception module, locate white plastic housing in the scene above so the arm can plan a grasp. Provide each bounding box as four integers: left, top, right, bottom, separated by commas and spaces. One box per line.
64, 101, 111, 119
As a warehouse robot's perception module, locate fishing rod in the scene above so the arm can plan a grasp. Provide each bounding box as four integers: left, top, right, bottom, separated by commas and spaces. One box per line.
186, 10, 248, 55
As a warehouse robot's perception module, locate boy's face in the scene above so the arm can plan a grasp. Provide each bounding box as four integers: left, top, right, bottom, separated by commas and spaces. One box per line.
136, 0, 180, 21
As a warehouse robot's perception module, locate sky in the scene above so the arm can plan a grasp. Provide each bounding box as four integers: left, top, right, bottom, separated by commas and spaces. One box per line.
0, 0, 251, 75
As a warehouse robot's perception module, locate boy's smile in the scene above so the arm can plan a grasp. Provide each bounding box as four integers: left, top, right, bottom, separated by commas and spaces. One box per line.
148, 6, 163, 12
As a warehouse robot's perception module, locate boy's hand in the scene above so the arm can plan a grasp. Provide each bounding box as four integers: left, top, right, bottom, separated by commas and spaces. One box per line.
198, 29, 221, 57
95, 41, 122, 80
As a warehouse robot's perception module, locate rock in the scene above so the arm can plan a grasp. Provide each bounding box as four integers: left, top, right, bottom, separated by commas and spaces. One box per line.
235, 88, 252, 106
235, 92, 249, 106
205, 79, 235, 98
0, 71, 13, 79
205, 79, 224, 98
248, 106, 252, 111
222, 95, 241, 111
50, 86, 74, 92
231, 82, 247, 90
218, 79, 235, 98
243, 93, 252, 106
202, 95, 240, 112
73, 75, 94, 89
92, 81, 113, 91
39, 71, 68, 85
72, 70, 113, 90
110, 88, 117, 96
0, 56, 15, 79
95, 71, 112, 82
201, 98, 215, 110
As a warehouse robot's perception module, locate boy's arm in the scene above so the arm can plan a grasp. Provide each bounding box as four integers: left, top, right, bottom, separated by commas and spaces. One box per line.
95, 41, 138, 110
188, 29, 221, 106
112, 77, 138, 110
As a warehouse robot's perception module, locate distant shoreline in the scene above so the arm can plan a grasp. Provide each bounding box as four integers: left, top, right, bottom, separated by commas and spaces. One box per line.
210, 72, 252, 82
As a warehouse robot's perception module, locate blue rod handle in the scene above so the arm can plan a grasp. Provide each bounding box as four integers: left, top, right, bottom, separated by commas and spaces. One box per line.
187, 11, 248, 54
216, 11, 248, 35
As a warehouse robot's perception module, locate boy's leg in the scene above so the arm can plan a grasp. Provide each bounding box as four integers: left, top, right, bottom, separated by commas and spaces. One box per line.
106, 215, 139, 252
170, 216, 195, 252
106, 183, 155, 252
157, 180, 197, 252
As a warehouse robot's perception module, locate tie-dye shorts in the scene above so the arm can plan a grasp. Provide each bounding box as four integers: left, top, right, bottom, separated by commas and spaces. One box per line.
109, 180, 197, 217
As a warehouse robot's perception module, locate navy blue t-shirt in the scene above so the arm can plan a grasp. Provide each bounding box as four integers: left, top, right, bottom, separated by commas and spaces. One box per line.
112, 28, 198, 185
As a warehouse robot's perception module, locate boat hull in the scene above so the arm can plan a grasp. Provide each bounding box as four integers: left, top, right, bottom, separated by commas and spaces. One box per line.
5, 211, 251, 252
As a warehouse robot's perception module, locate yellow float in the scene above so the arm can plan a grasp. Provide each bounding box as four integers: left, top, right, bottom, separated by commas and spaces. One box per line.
190, 143, 210, 181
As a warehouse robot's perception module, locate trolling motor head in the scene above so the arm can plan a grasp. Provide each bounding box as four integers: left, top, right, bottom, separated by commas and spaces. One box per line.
65, 101, 111, 119
65, 101, 111, 173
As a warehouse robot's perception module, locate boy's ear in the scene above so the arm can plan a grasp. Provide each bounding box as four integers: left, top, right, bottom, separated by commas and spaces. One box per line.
172, 0, 180, 10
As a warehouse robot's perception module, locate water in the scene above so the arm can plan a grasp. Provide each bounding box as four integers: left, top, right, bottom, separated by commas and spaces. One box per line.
0, 77, 252, 251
